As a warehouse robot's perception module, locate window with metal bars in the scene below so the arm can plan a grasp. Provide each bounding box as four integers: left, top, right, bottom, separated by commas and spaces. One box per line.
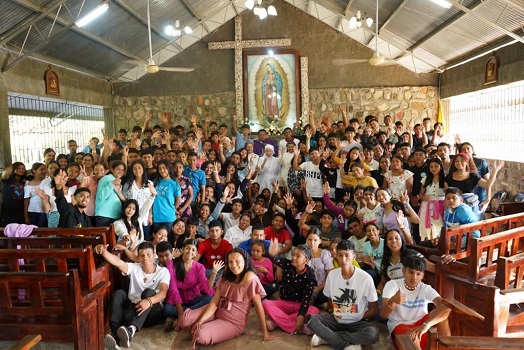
8, 94, 106, 167
442, 80, 524, 163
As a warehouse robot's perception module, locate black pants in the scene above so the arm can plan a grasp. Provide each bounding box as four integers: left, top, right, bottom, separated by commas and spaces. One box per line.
109, 288, 163, 335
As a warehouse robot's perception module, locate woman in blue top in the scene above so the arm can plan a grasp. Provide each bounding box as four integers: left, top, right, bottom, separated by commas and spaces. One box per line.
153, 159, 181, 230
95, 160, 126, 226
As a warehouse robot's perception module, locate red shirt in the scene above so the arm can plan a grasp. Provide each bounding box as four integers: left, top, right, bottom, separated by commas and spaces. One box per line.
264, 226, 292, 245
197, 238, 233, 268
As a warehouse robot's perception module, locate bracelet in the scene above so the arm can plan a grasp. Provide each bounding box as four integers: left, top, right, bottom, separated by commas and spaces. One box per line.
376, 289, 382, 296
386, 300, 395, 309
146, 297, 153, 307
399, 226, 405, 230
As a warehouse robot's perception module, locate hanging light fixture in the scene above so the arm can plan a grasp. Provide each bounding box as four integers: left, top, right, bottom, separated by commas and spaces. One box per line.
348, 10, 373, 29
245, 0, 277, 19
165, 19, 192, 37
75, 0, 109, 27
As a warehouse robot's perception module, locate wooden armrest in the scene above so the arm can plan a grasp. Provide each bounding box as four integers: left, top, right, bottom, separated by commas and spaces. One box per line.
441, 298, 484, 321
395, 334, 420, 350
499, 288, 524, 302
10, 334, 42, 350
437, 336, 524, 349
505, 251, 524, 263
82, 281, 110, 300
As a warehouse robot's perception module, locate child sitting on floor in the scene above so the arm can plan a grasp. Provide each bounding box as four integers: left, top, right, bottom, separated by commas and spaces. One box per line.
251, 239, 277, 298
380, 253, 451, 349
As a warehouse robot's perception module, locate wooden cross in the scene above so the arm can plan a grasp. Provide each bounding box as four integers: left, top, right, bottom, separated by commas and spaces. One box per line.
208, 16, 291, 120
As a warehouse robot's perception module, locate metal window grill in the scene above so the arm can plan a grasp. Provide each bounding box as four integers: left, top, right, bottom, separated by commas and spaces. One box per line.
443, 80, 524, 163
7, 94, 107, 167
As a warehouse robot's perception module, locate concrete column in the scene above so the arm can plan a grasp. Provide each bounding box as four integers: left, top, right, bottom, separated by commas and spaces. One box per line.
0, 72, 12, 168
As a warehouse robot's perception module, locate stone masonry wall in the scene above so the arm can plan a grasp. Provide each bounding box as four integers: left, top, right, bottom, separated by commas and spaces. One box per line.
113, 85, 439, 133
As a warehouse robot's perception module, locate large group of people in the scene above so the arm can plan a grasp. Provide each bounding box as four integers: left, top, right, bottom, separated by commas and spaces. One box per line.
0, 110, 504, 350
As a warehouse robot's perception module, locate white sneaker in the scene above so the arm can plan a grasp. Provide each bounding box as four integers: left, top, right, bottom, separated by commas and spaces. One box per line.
344, 345, 362, 350
311, 334, 328, 347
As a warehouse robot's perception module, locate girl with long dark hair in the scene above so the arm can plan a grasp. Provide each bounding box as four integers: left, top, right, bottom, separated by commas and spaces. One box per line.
0, 162, 26, 226
114, 199, 143, 248
176, 247, 276, 348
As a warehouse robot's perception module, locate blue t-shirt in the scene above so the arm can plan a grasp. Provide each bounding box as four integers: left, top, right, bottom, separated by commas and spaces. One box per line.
183, 167, 206, 200
95, 174, 122, 219
444, 203, 480, 247
363, 238, 384, 270
153, 178, 181, 223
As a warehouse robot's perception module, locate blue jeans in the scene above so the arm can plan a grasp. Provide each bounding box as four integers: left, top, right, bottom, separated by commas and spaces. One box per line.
162, 295, 213, 318
306, 314, 379, 350
28, 212, 47, 227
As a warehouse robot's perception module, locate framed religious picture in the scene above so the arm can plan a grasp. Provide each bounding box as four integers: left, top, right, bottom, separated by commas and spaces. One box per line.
44, 65, 60, 95
243, 49, 300, 132
484, 54, 499, 85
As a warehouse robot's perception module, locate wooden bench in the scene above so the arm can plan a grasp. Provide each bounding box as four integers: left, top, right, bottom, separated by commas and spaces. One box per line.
407, 212, 524, 263
0, 246, 113, 331
437, 212, 524, 260
495, 252, 524, 289
431, 226, 524, 297
396, 297, 523, 350
397, 328, 524, 350
449, 275, 524, 337
0, 235, 104, 249
0, 226, 117, 250
0, 270, 108, 350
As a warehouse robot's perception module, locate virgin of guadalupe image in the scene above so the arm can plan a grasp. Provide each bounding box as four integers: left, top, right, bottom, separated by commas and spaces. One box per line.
261, 62, 283, 122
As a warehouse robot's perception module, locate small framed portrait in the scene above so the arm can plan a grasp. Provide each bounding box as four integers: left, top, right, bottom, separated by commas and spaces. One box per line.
484, 54, 499, 86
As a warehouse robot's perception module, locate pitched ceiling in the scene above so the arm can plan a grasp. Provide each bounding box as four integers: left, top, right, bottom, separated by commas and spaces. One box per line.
0, 0, 522, 82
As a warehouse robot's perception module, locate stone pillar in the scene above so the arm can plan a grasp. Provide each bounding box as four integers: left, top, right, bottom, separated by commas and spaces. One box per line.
0, 72, 11, 168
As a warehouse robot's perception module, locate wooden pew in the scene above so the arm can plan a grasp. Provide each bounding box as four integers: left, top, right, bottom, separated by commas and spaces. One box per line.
0, 226, 117, 250
397, 297, 523, 350
431, 226, 524, 297
0, 235, 103, 249
495, 252, 524, 289
408, 212, 524, 264
0, 246, 113, 331
0, 270, 108, 350
437, 212, 524, 260
449, 275, 524, 337
397, 328, 524, 350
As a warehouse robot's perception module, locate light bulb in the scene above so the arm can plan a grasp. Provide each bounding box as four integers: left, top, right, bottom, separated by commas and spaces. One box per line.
165, 25, 173, 36
184, 26, 193, 34
174, 29, 181, 36
356, 20, 362, 28
349, 17, 357, 28
253, 6, 260, 15
75, 2, 109, 27
245, 0, 255, 10
366, 17, 373, 28
356, 10, 361, 19
258, 8, 267, 19
175, 20, 180, 28
268, 5, 277, 16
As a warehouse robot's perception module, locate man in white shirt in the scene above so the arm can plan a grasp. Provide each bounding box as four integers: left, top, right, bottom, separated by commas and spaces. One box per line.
307, 240, 379, 350
293, 147, 324, 200
224, 213, 252, 247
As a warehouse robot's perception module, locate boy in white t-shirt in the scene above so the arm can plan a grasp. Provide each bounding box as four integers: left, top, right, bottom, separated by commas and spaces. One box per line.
307, 240, 379, 350
380, 254, 450, 349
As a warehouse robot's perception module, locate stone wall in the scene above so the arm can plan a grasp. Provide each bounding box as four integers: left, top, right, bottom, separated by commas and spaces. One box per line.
113, 85, 438, 132
487, 159, 524, 199
308, 86, 438, 125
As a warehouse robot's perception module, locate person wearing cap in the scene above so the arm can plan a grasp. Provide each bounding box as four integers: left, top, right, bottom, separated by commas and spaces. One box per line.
194, 219, 233, 280
306, 240, 379, 350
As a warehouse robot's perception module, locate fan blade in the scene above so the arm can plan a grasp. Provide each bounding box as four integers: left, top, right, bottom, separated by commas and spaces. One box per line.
158, 67, 195, 72
125, 60, 148, 65
378, 60, 397, 66
332, 58, 368, 66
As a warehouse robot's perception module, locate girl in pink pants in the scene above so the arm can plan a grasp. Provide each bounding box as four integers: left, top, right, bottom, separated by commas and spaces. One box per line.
263, 241, 321, 334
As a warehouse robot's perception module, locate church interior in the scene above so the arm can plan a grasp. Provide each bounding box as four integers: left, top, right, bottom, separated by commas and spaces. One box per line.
0, 0, 524, 349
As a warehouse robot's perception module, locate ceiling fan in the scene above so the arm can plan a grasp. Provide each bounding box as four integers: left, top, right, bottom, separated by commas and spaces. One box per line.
126, 0, 194, 74
332, 0, 396, 67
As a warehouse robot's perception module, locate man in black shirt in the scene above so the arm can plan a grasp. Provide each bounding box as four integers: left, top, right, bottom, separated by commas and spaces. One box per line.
54, 170, 92, 228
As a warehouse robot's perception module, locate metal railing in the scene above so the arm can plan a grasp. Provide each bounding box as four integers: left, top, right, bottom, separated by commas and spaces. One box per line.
7, 95, 106, 166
